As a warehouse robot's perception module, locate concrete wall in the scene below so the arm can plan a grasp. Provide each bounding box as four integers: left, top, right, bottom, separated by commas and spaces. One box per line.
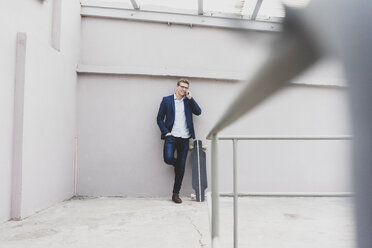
0, 0, 81, 222
78, 16, 352, 196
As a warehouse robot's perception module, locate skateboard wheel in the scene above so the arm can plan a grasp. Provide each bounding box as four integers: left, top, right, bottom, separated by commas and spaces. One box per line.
190, 193, 196, 200
202, 145, 207, 151
189, 145, 194, 150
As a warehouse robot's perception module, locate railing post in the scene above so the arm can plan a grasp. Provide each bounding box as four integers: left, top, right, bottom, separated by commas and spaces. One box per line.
211, 133, 220, 248
233, 139, 238, 248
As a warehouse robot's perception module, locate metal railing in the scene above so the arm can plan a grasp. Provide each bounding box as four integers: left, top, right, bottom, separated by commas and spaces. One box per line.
204, 1, 372, 247
207, 135, 352, 248
206, 10, 320, 246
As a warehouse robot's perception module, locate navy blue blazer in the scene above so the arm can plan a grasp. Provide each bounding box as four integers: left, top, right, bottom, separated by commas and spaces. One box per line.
157, 95, 202, 139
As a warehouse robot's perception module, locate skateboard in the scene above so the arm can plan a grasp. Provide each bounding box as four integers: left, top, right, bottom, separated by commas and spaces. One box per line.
190, 140, 207, 202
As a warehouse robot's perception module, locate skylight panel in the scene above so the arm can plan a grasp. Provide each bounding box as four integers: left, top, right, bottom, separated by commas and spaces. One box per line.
137, 0, 197, 12
203, 0, 247, 15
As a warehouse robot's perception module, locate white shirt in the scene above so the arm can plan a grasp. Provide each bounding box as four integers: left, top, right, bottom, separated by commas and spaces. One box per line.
171, 94, 190, 138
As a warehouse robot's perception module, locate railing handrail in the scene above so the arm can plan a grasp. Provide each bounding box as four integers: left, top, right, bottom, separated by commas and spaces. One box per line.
206, 24, 319, 140
210, 135, 352, 140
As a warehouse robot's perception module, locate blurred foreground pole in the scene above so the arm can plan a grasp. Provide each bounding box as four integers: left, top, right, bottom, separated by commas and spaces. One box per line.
336, 2, 372, 248
303, 1, 372, 247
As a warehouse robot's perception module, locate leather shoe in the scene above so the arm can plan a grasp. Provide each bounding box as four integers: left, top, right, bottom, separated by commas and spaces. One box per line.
172, 193, 182, 204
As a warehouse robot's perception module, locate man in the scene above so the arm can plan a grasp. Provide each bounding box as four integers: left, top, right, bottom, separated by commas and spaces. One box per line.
156, 78, 202, 204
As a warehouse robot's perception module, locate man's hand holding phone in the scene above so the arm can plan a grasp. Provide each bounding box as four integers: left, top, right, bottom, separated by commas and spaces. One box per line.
186, 91, 192, 99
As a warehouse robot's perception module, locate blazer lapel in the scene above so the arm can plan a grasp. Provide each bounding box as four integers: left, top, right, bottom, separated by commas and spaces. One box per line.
171, 96, 175, 114
184, 98, 189, 115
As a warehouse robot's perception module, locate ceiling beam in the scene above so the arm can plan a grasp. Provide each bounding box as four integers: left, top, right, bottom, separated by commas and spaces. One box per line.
198, 0, 203, 15
251, 0, 263, 20
81, 5, 282, 32
130, 0, 139, 10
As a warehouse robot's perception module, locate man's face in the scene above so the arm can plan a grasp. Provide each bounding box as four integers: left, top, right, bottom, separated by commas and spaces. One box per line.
177, 83, 189, 97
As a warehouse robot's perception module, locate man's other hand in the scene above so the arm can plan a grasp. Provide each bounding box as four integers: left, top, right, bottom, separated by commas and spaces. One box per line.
166, 133, 172, 136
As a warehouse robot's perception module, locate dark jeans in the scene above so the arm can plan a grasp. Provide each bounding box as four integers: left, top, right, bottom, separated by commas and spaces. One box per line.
163, 135, 189, 194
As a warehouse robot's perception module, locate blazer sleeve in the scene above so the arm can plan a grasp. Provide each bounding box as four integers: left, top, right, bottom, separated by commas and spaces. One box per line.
156, 97, 170, 135
189, 97, 202, 116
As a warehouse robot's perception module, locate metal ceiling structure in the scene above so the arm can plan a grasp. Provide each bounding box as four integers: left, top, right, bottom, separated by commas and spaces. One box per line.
92, 0, 311, 21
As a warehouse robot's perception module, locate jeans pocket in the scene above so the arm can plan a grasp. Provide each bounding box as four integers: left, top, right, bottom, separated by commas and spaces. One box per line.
165, 135, 173, 142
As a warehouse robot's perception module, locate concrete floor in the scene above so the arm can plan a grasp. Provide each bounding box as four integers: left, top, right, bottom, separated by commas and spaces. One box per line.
0, 196, 355, 248
218, 197, 356, 248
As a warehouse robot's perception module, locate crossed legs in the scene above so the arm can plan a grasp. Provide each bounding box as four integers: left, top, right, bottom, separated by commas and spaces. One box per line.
163, 136, 189, 194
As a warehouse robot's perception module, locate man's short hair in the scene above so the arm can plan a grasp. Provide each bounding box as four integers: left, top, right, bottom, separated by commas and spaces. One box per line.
177, 78, 189, 86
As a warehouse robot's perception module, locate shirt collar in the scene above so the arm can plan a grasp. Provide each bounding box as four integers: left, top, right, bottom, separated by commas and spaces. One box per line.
174, 93, 185, 101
